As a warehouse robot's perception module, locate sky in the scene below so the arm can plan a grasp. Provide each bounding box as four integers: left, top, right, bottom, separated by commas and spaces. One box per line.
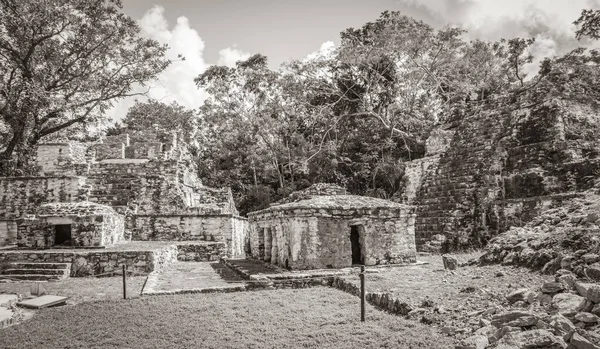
108, 0, 600, 121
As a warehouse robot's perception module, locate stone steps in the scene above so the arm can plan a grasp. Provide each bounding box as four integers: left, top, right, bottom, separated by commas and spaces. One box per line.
0, 274, 65, 281
3, 268, 68, 275
9, 262, 70, 270
0, 262, 70, 282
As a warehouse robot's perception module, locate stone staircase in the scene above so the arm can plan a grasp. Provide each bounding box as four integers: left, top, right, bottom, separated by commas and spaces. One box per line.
413, 110, 506, 250
0, 262, 71, 281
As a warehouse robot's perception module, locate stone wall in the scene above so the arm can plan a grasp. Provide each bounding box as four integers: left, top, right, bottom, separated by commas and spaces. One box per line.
404, 99, 600, 251
248, 207, 416, 270
83, 160, 234, 215
401, 155, 441, 204
0, 176, 89, 220
0, 245, 178, 277
0, 220, 17, 247
177, 242, 226, 261
14, 202, 125, 248
36, 143, 87, 175
127, 214, 247, 258
17, 213, 125, 248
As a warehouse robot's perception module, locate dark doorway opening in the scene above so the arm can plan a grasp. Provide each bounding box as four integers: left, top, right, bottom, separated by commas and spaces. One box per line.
54, 224, 72, 246
350, 225, 363, 265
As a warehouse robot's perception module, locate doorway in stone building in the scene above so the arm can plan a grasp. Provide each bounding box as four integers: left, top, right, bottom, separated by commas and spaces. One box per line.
350, 225, 364, 265
54, 224, 72, 246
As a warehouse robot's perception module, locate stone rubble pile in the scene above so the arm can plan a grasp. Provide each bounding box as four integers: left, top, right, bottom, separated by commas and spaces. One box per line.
480, 209, 600, 279
455, 270, 600, 349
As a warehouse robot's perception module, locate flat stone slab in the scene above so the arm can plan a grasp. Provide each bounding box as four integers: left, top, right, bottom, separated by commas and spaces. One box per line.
0, 294, 18, 307
18, 295, 68, 309
144, 262, 245, 294
0, 306, 14, 327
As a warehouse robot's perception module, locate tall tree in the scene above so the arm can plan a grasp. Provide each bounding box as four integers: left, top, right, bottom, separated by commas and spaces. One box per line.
0, 0, 170, 174
110, 100, 199, 147
575, 9, 600, 40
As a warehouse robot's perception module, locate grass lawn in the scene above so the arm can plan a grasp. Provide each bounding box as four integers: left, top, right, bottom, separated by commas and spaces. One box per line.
0, 276, 147, 304
0, 287, 453, 349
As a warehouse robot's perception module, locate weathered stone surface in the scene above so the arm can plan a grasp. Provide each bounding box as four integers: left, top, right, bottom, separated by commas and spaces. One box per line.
0, 294, 18, 307
576, 282, 596, 298
549, 314, 576, 341
492, 311, 537, 327
0, 306, 14, 328
443, 255, 458, 270
455, 335, 488, 349
582, 254, 600, 264
490, 326, 521, 343
570, 333, 600, 349
574, 312, 599, 323
497, 329, 567, 348
0, 133, 248, 258
542, 281, 567, 294
591, 303, 600, 316
585, 264, 600, 282
586, 285, 600, 303
248, 189, 416, 270
557, 274, 576, 289
507, 288, 535, 304
561, 255, 576, 270
552, 293, 586, 316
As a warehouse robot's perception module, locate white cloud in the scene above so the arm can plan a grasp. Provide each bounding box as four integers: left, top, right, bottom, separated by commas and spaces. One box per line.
217, 47, 251, 67
107, 6, 209, 122
399, 0, 600, 62
305, 41, 336, 61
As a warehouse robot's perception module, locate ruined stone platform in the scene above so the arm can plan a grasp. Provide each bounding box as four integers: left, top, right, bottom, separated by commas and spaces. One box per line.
142, 261, 246, 295
0, 241, 226, 279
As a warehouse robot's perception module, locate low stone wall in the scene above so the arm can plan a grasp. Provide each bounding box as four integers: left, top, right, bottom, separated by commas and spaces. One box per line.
177, 243, 225, 262
331, 276, 413, 316
0, 245, 178, 277
128, 214, 247, 258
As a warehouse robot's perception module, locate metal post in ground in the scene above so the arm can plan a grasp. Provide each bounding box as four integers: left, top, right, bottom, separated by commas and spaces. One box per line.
360, 265, 365, 322
122, 264, 127, 300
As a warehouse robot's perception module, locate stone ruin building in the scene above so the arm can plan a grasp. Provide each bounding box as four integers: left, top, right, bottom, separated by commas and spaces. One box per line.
0, 131, 247, 279
400, 98, 600, 252
247, 184, 417, 270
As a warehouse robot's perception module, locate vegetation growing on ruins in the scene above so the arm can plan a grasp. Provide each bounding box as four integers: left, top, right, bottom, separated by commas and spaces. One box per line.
1, 2, 598, 215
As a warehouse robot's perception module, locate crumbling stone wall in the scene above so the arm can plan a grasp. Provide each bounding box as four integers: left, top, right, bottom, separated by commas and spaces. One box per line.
0, 220, 17, 247
177, 242, 226, 261
400, 127, 455, 204
0, 131, 247, 252
404, 99, 600, 251
127, 215, 247, 257
0, 245, 178, 276
36, 143, 87, 175
0, 176, 89, 219
16, 202, 125, 248
249, 204, 416, 270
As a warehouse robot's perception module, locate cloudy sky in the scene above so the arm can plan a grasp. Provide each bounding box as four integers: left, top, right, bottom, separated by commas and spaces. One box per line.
109, 0, 600, 121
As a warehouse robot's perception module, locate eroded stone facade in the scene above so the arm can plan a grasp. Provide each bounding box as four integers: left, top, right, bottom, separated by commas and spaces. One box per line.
401, 99, 600, 251
0, 131, 247, 259
248, 185, 416, 270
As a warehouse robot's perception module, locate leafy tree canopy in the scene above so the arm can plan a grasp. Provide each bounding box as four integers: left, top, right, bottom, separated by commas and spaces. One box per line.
0, 0, 170, 174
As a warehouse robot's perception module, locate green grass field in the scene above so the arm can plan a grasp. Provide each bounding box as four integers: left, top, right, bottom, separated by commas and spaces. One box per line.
0, 287, 453, 349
